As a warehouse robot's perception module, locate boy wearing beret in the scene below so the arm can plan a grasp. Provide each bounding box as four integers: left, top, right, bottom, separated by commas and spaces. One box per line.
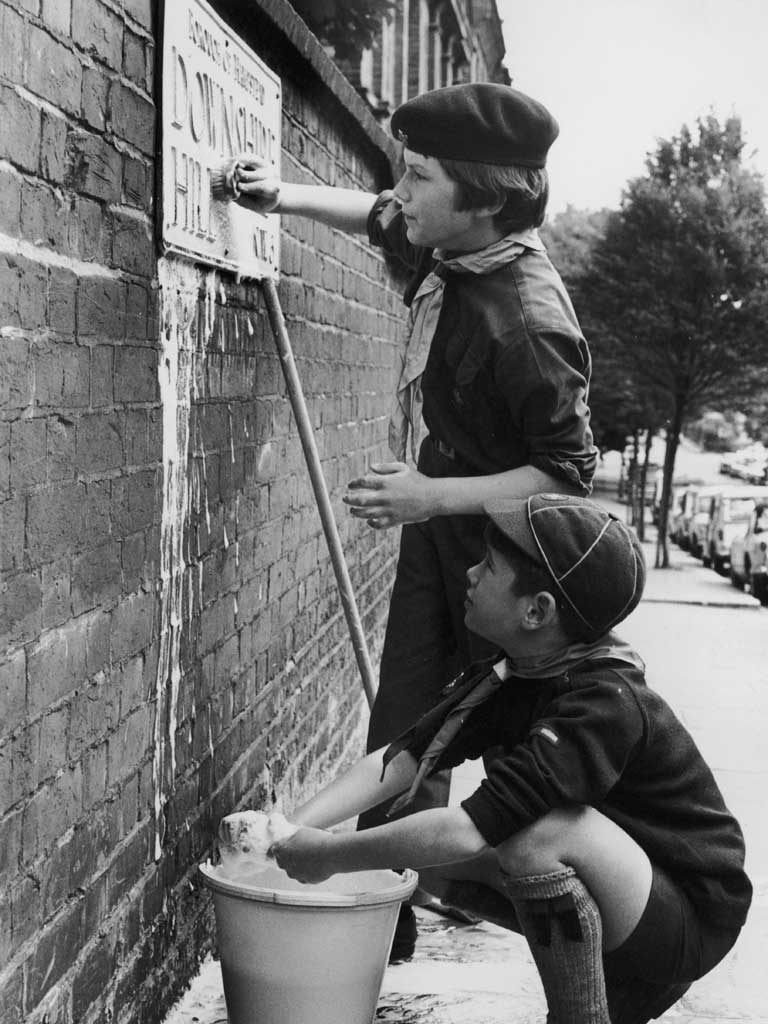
234, 83, 597, 954
268, 495, 751, 1024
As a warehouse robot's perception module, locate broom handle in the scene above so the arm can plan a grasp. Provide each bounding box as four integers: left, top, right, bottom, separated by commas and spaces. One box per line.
261, 277, 377, 709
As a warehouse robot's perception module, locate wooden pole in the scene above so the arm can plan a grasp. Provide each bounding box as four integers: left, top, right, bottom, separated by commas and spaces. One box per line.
261, 277, 377, 708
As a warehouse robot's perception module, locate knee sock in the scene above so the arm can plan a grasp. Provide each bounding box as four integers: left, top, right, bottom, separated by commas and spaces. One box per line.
504, 867, 610, 1024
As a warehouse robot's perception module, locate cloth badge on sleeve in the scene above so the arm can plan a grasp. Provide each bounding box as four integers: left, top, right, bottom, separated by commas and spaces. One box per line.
532, 725, 560, 746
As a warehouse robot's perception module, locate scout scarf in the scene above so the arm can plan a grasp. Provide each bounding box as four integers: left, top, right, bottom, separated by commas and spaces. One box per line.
383, 633, 644, 816
388, 228, 544, 462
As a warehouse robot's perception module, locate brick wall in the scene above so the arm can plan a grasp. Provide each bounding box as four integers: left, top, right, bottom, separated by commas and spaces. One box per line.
0, 1, 406, 1021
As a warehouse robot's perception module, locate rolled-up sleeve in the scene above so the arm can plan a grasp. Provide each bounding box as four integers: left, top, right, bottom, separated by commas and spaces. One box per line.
367, 190, 422, 271
461, 682, 644, 847
495, 326, 597, 494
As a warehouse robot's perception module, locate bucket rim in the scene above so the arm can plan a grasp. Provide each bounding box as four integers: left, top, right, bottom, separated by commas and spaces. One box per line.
199, 862, 418, 907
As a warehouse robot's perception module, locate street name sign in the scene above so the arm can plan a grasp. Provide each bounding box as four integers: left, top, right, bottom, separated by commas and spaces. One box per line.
160, 0, 281, 279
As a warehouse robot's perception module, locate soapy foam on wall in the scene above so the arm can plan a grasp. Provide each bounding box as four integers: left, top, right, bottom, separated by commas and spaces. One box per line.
154, 257, 219, 860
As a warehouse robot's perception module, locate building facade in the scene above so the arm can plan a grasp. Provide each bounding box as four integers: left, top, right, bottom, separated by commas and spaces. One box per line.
351, 0, 509, 117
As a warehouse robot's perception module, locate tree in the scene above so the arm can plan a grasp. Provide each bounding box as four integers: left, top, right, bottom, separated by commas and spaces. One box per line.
543, 207, 665, 536
289, 0, 394, 63
578, 114, 768, 566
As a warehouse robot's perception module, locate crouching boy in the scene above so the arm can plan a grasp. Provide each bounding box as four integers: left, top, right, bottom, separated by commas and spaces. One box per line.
270, 494, 751, 1024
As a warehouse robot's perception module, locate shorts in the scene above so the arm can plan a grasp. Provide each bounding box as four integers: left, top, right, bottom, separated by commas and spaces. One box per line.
604, 866, 740, 985
442, 866, 741, 1023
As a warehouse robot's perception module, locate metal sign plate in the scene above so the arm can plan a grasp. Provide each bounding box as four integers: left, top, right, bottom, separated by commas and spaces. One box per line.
161, 0, 281, 279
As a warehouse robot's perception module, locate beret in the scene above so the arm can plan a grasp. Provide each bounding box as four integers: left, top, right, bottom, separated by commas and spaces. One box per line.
390, 83, 559, 168
485, 494, 646, 639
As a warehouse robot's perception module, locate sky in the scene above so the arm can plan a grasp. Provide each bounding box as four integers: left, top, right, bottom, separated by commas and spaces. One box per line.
499, 0, 768, 213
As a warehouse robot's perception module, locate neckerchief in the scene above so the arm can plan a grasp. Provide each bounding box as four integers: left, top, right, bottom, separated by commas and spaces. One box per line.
383, 633, 643, 816
388, 227, 544, 462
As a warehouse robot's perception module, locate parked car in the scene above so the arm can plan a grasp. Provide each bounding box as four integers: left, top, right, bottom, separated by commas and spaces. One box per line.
729, 501, 768, 602
688, 485, 723, 559
723, 444, 768, 481
703, 487, 768, 574
669, 485, 701, 549
745, 458, 768, 485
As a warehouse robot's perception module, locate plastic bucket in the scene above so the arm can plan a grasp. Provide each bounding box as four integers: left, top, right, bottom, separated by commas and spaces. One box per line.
199, 861, 417, 1024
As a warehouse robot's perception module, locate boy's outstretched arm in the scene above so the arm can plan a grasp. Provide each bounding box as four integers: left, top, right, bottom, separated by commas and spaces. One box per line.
345, 462, 583, 529
289, 747, 419, 830
232, 156, 377, 233
273, 806, 488, 884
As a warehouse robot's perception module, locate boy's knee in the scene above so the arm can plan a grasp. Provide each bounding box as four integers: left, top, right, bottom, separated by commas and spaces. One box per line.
497, 805, 592, 876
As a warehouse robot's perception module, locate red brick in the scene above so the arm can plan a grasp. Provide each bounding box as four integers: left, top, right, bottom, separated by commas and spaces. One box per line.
10, 417, 47, 488
120, 408, 161, 466
0, 647, 26, 742
81, 740, 108, 810
20, 179, 68, 250
108, 80, 155, 154
0, 421, 9, 495
33, 341, 89, 411
67, 194, 108, 265
0, 165, 21, 234
21, 763, 83, 862
78, 277, 126, 337
80, 65, 108, 130
0, 4, 24, 82
17, 255, 48, 330
43, 280, 75, 343
72, 0, 122, 70
0, 257, 21, 329
26, 618, 87, 714
40, 110, 68, 183
41, 558, 72, 627
64, 130, 121, 203
72, 928, 119, 1020
35, 705, 70, 780
90, 345, 114, 406
72, 540, 122, 614
0, 84, 41, 173
0, 570, 42, 647
111, 212, 154, 276
0, 495, 24, 573
124, 0, 152, 30
76, 412, 123, 472
27, 25, 82, 115
24, 900, 83, 1012
125, 282, 149, 340
111, 469, 158, 536
69, 677, 120, 757
110, 590, 155, 662
122, 27, 148, 88
41, 0, 72, 35
114, 344, 158, 403
0, 965, 23, 1024
0, 804, 22, 889
107, 704, 153, 788
47, 415, 78, 482
123, 155, 149, 209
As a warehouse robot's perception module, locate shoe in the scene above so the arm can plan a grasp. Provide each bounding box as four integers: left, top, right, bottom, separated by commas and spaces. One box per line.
389, 904, 417, 962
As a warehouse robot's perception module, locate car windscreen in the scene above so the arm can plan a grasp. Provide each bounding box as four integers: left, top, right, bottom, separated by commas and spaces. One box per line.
724, 498, 757, 522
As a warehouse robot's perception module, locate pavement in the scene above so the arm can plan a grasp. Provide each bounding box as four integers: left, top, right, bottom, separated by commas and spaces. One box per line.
164, 469, 768, 1024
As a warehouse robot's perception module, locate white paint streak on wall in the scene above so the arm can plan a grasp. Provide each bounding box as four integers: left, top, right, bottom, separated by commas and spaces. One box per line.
153, 257, 220, 860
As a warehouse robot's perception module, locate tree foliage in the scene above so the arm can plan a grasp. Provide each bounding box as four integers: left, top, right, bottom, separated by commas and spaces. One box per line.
574, 114, 768, 565
289, 0, 394, 63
